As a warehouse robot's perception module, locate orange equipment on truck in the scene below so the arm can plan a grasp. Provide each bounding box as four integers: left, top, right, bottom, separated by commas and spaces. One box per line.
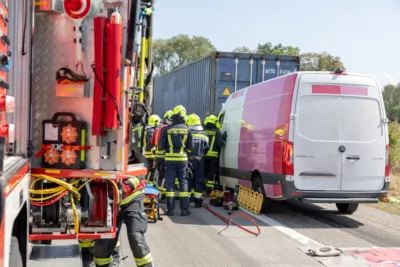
0, 0, 155, 266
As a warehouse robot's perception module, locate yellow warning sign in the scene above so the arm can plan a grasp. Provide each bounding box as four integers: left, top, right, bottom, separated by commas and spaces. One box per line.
223, 88, 231, 96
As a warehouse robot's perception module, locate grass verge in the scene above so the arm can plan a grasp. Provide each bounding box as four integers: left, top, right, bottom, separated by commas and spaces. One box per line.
365, 174, 400, 216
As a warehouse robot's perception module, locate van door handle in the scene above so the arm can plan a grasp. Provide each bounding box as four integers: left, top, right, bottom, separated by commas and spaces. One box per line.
299, 172, 335, 177
346, 156, 360, 160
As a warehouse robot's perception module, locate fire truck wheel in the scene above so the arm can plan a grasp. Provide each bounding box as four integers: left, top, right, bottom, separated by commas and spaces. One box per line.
252, 175, 273, 213
10, 236, 23, 267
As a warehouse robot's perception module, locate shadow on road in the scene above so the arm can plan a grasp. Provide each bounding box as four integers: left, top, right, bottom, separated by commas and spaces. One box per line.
281, 200, 364, 229
158, 198, 364, 230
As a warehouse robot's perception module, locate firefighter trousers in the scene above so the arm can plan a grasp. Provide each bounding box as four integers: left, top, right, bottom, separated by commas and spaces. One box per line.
165, 161, 189, 211
155, 159, 166, 198
94, 199, 153, 267
145, 158, 156, 182
79, 240, 120, 267
204, 157, 219, 194
189, 158, 205, 204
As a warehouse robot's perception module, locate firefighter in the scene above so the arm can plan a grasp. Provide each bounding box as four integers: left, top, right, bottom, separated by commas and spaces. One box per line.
143, 114, 161, 182
158, 105, 193, 216
151, 110, 172, 202
204, 115, 226, 194
79, 240, 120, 267
186, 113, 209, 208
94, 176, 153, 267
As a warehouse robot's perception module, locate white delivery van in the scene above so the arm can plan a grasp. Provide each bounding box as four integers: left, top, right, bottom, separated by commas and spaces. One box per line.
218, 70, 390, 214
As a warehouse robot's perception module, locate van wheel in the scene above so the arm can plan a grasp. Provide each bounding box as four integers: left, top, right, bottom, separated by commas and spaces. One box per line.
336, 203, 359, 214
10, 237, 23, 267
252, 176, 273, 213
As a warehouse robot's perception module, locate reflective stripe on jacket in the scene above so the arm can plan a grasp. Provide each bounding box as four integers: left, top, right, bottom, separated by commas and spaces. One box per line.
154, 123, 168, 159
120, 177, 146, 206
188, 126, 209, 158
204, 124, 224, 158
143, 126, 156, 159
158, 120, 193, 162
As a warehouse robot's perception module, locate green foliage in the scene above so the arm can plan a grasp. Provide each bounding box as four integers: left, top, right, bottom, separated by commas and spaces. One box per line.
256, 42, 300, 56
299, 52, 345, 71
382, 83, 400, 122
389, 123, 400, 173
232, 46, 253, 53
385, 84, 400, 172
152, 34, 216, 75
233, 41, 345, 71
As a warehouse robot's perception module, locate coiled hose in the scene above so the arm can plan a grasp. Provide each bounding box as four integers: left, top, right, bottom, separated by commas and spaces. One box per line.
30, 174, 120, 234
202, 195, 261, 237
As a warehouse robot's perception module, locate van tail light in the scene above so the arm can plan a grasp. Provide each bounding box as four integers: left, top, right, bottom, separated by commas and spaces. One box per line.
282, 141, 294, 175
385, 144, 390, 178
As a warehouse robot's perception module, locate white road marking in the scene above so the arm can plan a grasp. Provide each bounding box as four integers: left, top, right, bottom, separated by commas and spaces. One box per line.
239, 207, 323, 248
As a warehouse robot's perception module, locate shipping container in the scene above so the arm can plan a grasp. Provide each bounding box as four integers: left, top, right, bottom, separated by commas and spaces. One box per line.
152, 51, 300, 119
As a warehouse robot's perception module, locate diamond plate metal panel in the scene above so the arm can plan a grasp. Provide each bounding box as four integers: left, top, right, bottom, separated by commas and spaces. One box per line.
8, 0, 33, 155
30, 1, 132, 170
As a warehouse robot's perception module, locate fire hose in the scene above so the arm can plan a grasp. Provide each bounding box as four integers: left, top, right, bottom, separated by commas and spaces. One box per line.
201, 195, 261, 237
29, 174, 120, 234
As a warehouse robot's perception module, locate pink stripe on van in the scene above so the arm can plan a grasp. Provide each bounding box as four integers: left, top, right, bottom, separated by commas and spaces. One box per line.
231, 90, 244, 99
312, 85, 368, 96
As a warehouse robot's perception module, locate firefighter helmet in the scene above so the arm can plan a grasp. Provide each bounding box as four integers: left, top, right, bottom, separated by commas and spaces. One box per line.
163, 110, 173, 120
148, 114, 161, 127
187, 113, 201, 126
172, 105, 186, 117
204, 115, 218, 125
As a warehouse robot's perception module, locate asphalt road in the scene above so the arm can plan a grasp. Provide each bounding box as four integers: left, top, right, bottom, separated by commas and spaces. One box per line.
28, 200, 400, 267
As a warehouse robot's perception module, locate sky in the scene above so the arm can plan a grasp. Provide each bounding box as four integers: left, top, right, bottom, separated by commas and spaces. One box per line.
153, 0, 400, 87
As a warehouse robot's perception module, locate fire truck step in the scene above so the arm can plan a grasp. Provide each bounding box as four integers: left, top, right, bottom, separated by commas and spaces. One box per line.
28, 241, 82, 267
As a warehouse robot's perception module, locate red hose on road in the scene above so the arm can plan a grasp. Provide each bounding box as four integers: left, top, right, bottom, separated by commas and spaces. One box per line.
202, 198, 261, 237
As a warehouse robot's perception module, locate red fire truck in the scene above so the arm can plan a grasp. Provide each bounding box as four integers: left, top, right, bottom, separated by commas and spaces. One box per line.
0, 0, 153, 266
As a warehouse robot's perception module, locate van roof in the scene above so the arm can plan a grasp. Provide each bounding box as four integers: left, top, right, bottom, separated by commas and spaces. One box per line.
291, 71, 378, 80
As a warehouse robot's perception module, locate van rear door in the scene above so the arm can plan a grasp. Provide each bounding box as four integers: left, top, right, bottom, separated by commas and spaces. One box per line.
293, 78, 343, 191
293, 73, 386, 192
340, 86, 385, 191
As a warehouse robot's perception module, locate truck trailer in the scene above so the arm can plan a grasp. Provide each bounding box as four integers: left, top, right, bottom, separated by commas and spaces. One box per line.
152, 52, 300, 119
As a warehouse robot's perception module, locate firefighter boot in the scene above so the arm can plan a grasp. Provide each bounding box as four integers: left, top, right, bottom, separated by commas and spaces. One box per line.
194, 199, 202, 208
181, 209, 191, 216
164, 209, 174, 216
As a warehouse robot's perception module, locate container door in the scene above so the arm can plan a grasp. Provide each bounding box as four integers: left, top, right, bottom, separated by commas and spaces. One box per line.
215, 57, 256, 115
293, 82, 343, 191
340, 96, 385, 191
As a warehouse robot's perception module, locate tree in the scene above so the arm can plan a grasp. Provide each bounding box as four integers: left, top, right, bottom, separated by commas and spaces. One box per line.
232, 46, 252, 53
256, 42, 300, 56
250, 42, 345, 71
300, 52, 345, 71
382, 83, 400, 122
152, 34, 216, 75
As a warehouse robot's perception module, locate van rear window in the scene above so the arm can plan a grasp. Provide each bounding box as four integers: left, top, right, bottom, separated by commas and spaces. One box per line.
297, 95, 341, 142
341, 97, 382, 142
296, 95, 383, 143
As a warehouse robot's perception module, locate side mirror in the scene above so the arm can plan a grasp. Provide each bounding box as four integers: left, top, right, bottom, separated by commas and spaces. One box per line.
0, 136, 5, 225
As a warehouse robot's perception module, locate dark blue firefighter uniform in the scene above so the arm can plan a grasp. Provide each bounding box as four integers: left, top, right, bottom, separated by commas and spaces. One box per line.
204, 123, 225, 193
158, 115, 193, 216
188, 125, 209, 208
